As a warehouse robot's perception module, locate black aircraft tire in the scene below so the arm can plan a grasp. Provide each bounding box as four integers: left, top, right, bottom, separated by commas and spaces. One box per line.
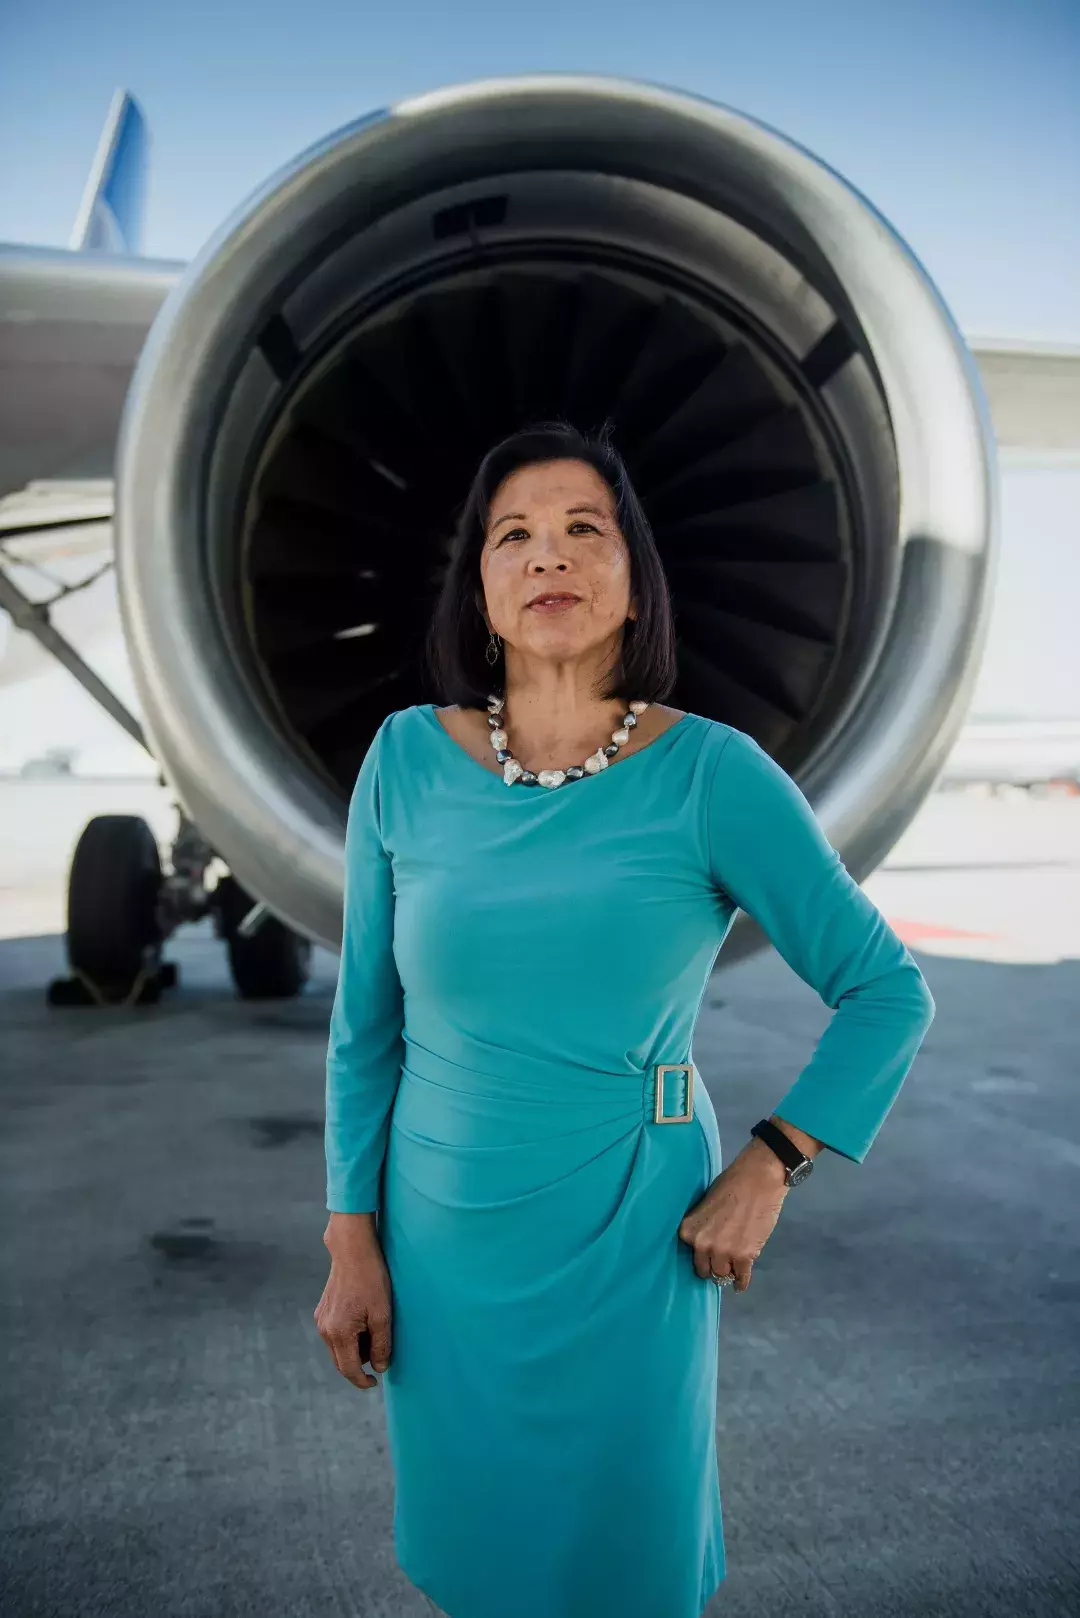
215, 874, 312, 1000
66, 815, 163, 988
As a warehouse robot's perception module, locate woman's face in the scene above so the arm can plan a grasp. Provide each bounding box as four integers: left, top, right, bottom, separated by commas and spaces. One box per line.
477, 458, 637, 665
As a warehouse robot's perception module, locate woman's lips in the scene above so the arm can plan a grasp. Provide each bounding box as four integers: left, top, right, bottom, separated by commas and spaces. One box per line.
528, 596, 581, 612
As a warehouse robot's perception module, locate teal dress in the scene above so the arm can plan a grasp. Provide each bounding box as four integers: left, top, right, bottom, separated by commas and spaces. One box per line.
325, 704, 935, 1618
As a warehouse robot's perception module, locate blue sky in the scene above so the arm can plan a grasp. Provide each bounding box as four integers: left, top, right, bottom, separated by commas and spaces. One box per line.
0, 0, 1077, 765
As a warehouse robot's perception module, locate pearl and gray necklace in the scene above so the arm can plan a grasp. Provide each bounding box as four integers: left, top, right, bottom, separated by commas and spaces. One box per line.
486, 693, 652, 788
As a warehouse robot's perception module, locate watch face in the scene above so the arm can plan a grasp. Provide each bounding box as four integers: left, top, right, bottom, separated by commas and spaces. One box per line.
788, 1158, 813, 1186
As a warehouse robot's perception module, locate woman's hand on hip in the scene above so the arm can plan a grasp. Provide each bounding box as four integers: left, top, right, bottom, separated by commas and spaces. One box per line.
315, 1213, 393, 1388
677, 1139, 790, 1292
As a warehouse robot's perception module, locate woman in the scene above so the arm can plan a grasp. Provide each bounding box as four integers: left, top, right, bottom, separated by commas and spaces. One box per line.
314, 421, 936, 1618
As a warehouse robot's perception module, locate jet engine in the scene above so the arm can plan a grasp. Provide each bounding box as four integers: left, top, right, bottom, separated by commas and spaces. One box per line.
114, 75, 997, 952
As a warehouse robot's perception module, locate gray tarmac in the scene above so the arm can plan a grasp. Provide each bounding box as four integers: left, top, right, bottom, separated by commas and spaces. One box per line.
1, 788, 1079, 1618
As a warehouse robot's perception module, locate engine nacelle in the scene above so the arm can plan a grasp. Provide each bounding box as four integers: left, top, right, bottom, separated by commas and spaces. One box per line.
115, 75, 997, 949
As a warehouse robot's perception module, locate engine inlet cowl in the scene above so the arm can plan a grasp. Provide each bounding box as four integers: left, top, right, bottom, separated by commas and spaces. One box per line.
115, 75, 997, 950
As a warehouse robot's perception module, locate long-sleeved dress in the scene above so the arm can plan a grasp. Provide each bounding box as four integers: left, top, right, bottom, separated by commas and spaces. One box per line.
324, 703, 935, 1618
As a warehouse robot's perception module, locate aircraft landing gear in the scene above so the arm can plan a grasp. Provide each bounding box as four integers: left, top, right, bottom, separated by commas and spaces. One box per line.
46, 807, 313, 1007
1, 551, 316, 1007
47, 813, 171, 1006
212, 874, 313, 1000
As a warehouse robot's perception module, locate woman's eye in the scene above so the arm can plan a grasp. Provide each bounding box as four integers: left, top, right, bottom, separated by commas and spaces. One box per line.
497, 522, 596, 544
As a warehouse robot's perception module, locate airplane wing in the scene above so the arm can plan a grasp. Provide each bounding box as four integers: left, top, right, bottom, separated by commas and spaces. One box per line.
969, 338, 1080, 466
0, 247, 180, 502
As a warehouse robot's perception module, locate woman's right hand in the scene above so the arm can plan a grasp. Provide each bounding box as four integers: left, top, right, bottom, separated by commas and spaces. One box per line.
315, 1213, 393, 1389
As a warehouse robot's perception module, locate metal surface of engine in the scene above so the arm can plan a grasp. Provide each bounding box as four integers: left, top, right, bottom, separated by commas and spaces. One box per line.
114, 76, 997, 949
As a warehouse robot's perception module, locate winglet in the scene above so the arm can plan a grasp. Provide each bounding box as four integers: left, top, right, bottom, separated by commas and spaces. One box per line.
69, 89, 148, 255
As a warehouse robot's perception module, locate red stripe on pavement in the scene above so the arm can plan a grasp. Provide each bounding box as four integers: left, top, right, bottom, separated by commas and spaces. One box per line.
888, 917, 1000, 942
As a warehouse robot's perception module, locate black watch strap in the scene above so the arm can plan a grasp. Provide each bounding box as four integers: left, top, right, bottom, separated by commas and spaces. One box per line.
750, 1118, 814, 1186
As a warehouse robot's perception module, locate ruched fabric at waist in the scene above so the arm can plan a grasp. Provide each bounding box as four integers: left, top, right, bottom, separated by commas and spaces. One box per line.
394, 1033, 701, 1154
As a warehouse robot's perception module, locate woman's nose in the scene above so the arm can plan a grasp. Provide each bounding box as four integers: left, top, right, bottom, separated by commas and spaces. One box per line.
527, 532, 572, 564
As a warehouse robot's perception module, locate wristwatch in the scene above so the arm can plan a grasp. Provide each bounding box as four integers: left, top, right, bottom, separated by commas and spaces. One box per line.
750, 1118, 814, 1187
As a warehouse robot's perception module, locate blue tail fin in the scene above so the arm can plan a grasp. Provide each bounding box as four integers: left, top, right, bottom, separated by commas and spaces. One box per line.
69, 89, 148, 255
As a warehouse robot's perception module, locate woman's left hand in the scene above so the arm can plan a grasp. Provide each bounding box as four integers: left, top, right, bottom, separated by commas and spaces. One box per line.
677, 1141, 790, 1292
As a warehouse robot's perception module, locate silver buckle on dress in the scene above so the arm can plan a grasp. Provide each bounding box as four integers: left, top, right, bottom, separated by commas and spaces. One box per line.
653, 1063, 695, 1124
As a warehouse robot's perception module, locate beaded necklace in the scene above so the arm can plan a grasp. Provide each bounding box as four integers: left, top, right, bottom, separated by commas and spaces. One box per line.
485, 693, 652, 789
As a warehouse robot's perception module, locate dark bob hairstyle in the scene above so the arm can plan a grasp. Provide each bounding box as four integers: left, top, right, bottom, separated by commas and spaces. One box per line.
423, 420, 679, 713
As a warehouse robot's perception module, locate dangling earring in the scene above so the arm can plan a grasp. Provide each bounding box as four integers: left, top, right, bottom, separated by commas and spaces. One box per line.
485, 631, 502, 667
